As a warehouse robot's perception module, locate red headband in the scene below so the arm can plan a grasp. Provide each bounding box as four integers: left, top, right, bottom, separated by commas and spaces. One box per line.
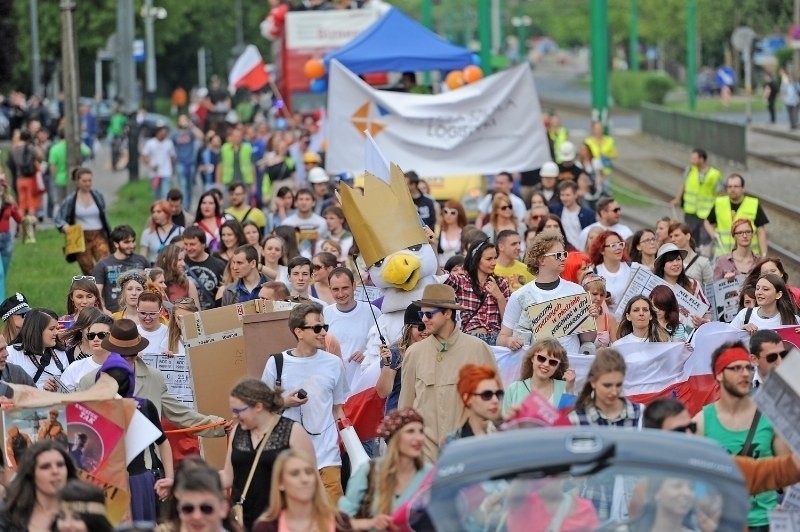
714, 347, 751, 376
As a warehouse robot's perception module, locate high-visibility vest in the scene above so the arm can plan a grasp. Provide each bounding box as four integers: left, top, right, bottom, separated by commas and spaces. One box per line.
682, 165, 722, 218
220, 142, 255, 186
549, 127, 569, 162
584, 136, 617, 175
713, 195, 760, 255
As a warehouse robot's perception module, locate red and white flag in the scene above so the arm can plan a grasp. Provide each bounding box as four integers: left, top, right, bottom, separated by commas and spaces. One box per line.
228, 45, 270, 93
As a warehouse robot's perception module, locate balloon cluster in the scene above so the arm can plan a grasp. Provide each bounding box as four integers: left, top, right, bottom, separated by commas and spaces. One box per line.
445, 65, 484, 90
304, 59, 328, 93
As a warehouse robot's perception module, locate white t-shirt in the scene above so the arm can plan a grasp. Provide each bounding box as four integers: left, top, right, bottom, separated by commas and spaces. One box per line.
502, 278, 584, 354
142, 137, 176, 178
281, 213, 329, 259
596, 262, 632, 315
158, 337, 186, 356
262, 349, 348, 468
324, 301, 382, 358
729, 307, 800, 330
613, 333, 649, 346
478, 193, 527, 220
560, 206, 583, 249
7, 346, 71, 390
140, 225, 184, 264
138, 324, 169, 353
60, 357, 102, 392
577, 222, 634, 251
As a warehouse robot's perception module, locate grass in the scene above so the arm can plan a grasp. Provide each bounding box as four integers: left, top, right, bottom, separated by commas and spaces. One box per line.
664, 97, 768, 114
609, 181, 656, 207
7, 180, 152, 314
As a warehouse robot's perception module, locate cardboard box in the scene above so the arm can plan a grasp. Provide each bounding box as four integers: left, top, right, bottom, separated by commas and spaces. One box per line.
185, 300, 297, 467
243, 310, 297, 380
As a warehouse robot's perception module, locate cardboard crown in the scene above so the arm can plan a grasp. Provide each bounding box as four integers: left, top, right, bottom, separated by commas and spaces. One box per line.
339, 164, 428, 267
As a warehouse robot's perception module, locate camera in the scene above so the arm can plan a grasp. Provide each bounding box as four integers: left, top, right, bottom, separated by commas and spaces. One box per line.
296, 389, 308, 400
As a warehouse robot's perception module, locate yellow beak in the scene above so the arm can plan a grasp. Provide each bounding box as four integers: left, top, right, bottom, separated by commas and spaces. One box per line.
381, 253, 422, 291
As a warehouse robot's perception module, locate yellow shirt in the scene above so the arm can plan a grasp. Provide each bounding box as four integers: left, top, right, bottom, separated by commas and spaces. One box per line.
494, 261, 534, 292
225, 205, 267, 229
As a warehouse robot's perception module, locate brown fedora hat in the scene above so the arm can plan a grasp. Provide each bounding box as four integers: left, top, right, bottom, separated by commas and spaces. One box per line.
412, 284, 466, 311
101, 318, 149, 356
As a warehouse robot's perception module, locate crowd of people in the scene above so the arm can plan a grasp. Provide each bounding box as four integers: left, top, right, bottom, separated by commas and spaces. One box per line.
0, 87, 799, 531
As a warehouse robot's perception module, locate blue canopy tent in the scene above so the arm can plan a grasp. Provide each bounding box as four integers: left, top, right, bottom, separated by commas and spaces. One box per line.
323, 8, 473, 73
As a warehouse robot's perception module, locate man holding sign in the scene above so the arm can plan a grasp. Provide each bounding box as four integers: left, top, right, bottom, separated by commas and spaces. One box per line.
497, 232, 597, 353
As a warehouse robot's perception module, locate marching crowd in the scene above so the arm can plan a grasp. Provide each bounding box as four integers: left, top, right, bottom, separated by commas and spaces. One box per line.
0, 100, 798, 532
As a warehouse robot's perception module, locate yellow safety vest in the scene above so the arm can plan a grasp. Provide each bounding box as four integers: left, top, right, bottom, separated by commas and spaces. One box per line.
682, 165, 722, 218
584, 136, 617, 175
713, 195, 760, 255
549, 127, 569, 162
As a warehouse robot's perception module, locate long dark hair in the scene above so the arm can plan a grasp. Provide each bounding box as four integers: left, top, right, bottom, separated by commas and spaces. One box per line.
536, 214, 572, 250
1, 441, 79, 530
654, 250, 694, 292
57, 479, 114, 532
744, 256, 790, 291
273, 226, 300, 264
629, 229, 656, 264
758, 273, 799, 325
194, 191, 222, 221
12, 307, 64, 353
464, 239, 494, 300
62, 307, 112, 349
649, 285, 680, 335
218, 219, 246, 255
616, 295, 668, 342
66, 279, 103, 315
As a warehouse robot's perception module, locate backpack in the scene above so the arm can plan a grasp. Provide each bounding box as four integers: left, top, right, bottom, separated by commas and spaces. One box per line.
18, 144, 36, 176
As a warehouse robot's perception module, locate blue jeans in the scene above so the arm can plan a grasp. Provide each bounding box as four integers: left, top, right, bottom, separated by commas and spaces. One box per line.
361, 437, 382, 459
0, 231, 13, 275
177, 162, 195, 210
152, 175, 172, 201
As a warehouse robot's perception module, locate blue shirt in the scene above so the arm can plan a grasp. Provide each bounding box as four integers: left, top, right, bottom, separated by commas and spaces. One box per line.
234, 273, 269, 303
172, 130, 197, 165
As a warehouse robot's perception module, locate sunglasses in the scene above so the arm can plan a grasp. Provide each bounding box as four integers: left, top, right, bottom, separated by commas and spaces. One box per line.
410, 323, 426, 332
763, 350, 789, 364
85, 331, 109, 341
299, 324, 329, 333
498, 205, 513, 211
604, 242, 625, 250
312, 264, 323, 272
611, 207, 622, 213
72, 275, 96, 283
443, 208, 459, 216
535, 354, 560, 368
179, 503, 215, 516
472, 390, 505, 401
671, 422, 697, 434
543, 251, 568, 261
418, 309, 444, 320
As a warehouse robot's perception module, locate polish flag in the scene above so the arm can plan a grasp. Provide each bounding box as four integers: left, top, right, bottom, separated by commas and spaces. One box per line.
342, 361, 385, 442
493, 322, 749, 416
228, 45, 270, 93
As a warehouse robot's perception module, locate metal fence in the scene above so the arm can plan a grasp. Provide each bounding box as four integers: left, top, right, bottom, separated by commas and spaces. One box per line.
640, 103, 747, 165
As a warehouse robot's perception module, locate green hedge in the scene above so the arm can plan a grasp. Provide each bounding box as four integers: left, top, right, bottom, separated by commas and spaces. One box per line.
610, 71, 676, 109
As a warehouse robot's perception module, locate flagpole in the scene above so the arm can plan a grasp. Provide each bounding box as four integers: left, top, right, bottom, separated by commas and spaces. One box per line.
269, 79, 293, 117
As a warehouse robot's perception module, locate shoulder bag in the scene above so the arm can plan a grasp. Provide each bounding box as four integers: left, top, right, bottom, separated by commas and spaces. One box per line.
232, 414, 280, 524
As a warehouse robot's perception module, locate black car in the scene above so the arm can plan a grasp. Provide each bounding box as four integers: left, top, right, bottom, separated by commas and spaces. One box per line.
411, 428, 748, 531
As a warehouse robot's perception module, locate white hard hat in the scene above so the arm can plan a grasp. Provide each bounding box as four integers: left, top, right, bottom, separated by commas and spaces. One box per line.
540, 161, 559, 178
308, 167, 330, 184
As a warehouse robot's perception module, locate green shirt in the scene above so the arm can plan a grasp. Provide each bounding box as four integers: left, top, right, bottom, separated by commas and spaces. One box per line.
48, 140, 91, 187
107, 113, 128, 137
502, 378, 566, 416
703, 404, 776, 527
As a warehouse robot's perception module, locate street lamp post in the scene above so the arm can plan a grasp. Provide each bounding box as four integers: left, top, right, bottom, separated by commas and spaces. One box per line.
590, 0, 609, 126
629, 0, 639, 71
478, 0, 492, 75
141, 0, 167, 111
511, 15, 532, 64
687, 0, 697, 111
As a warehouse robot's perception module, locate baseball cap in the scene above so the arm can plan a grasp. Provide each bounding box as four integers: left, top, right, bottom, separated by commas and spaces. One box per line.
303, 152, 322, 164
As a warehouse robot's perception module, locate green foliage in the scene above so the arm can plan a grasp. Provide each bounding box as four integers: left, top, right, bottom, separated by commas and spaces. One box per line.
610, 71, 675, 108
7, 180, 151, 313
776, 47, 794, 68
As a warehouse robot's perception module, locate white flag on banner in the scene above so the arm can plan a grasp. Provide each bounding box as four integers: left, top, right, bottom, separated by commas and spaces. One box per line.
364, 130, 390, 182
326, 60, 551, 176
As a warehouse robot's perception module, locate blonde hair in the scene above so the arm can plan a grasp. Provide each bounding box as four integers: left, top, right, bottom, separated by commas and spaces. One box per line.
259, 450, 339, 530
489, 192, 518, 230
375, 429, 425, 515
167, 298, 198, 353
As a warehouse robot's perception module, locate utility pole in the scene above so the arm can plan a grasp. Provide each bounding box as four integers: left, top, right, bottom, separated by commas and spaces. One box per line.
59, 0, 81, 188
590, 0, 609, 126
629, 0, 639, 71
29, 0, 42, 96
794, 0, 800, 75
144, 0, 157, 110
687, 0, 697, 110
198, 47, 207, 90
478, 0, 492, 75
117, 0, 139, 181
235, 0, 244, 51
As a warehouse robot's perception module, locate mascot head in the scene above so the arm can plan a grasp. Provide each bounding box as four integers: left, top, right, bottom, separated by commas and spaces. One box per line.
339, 164, 437, 291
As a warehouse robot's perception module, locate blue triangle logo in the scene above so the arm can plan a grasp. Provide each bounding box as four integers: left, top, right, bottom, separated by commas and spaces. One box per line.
376, 104, 390, 117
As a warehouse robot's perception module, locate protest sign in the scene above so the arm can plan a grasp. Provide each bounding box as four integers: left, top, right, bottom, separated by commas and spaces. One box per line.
782, 485, 800, 513
615, 264, 709, 320
141, 353, 196, 409
753, 349, 800, 456
775, 326, 800, 350
769, 510, 800, 531
354, 284, 384, 304
526, 293, 596, 340
704, 275, 744, 323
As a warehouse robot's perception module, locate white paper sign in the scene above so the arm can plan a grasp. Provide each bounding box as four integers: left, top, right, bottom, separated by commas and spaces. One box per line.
140, 353, 196, 410
615, 264, 709, 320
782, 485, 800, 513
124, 409, 162, 465
753, 350, 800, 456
704, 275, 745, 323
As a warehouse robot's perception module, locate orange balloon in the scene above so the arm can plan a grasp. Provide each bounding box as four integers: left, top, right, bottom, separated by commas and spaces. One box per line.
446, 70, 465, 90
463, 65, 484, 84
304, 59, 326, 80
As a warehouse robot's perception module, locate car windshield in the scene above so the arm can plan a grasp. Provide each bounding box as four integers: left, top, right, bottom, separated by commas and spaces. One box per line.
426, 464, 736, 532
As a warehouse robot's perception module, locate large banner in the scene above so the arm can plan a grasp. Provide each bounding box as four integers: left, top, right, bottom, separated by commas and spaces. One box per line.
326, 60, 551, 176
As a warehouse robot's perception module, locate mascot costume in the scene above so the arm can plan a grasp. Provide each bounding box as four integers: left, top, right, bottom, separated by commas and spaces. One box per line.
338, 163, 443, 447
